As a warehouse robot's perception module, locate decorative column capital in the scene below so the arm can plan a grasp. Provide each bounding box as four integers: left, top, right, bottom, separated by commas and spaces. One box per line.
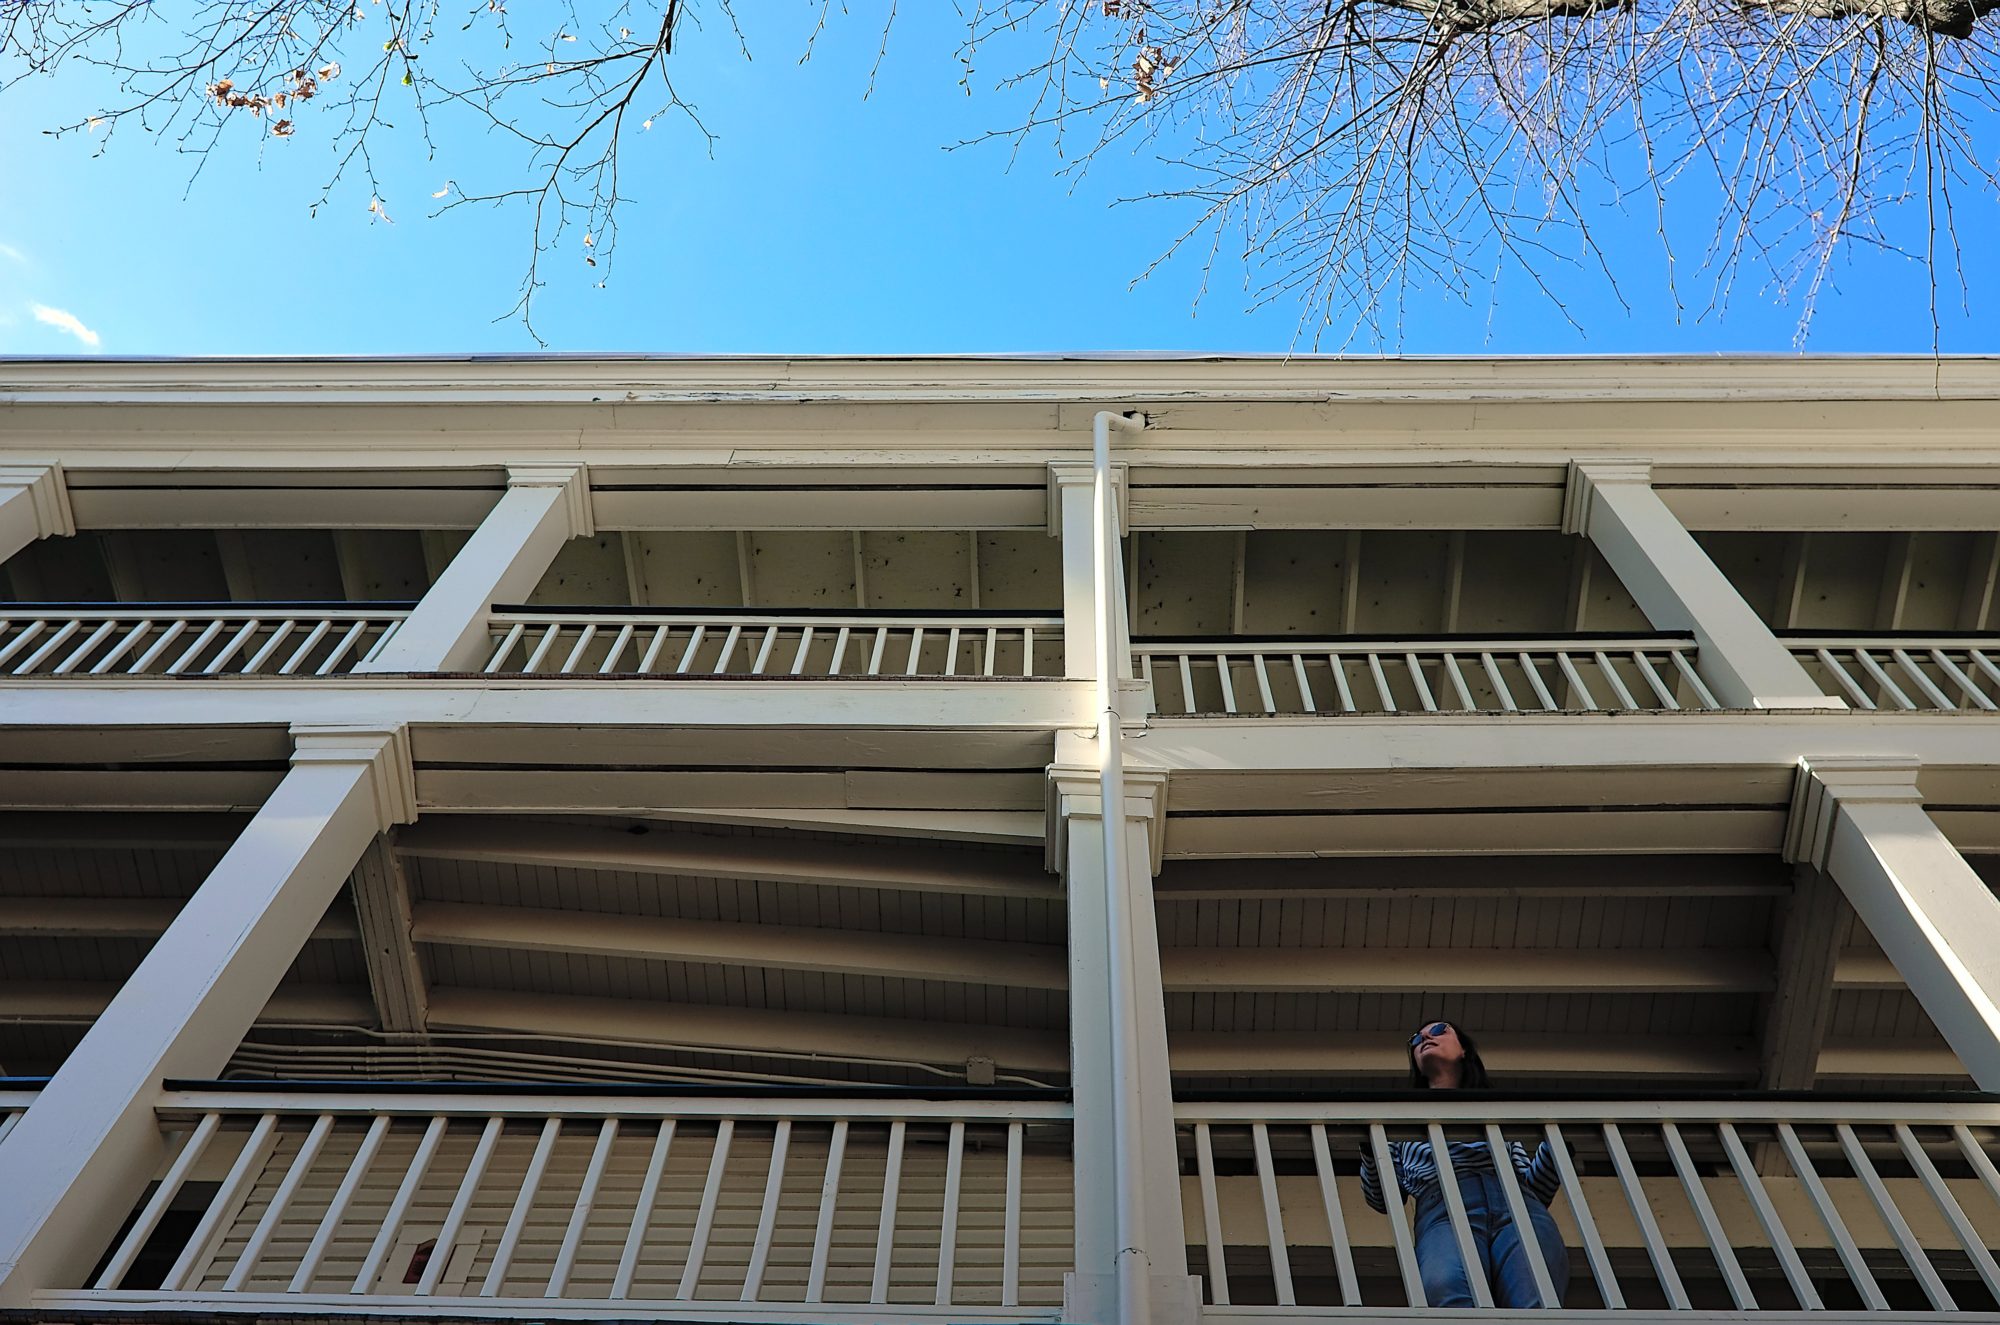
1047, 764, 1166, 874
1784, 755, 1923, 870
291, 724, 417, 832
1046, 461, 1128, 538
1561, 458, 1653, 536
507, 462, 594, 538
0, 463, 75, 539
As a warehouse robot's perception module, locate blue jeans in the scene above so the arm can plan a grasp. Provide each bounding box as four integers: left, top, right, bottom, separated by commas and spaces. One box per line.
1413, 1171, 1571, 1308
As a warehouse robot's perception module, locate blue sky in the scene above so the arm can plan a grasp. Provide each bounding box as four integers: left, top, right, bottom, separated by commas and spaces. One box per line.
0, 4, 1992, 356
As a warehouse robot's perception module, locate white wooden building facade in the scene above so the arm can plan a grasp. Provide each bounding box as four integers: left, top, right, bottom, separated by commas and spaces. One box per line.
1, 354, 1999, 1323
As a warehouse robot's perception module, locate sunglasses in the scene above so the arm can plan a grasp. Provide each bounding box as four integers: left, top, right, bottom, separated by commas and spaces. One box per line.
1408, 1022, 1451, 1048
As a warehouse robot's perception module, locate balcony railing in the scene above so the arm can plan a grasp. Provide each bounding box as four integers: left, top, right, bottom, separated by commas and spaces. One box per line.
1178, 1095, 2000, 1317
482, 608, 1066, 679
0, 1086, 32, 1143
0, 606, 407, 677
1790, 636, 2000, 712
1136, 635, 1721, 717
57, 1088, 1072, 1319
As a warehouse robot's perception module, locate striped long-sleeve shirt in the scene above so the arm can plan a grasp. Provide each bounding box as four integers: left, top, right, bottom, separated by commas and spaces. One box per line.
1359, 1138, 1562, 1213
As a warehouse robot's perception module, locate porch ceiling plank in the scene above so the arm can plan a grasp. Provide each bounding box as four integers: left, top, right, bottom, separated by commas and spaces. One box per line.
424, 986, 1069, 1073
1159, 947, 1775, 995
411, 900, 1070, 990
394, 817, 1058, 899
0, 981, 374, 1025
0, 898, 357, 942
348, 835, 429, 1035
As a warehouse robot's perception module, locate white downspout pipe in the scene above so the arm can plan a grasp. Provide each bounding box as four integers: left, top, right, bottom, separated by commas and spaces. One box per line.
1092, 408, 1149, 1325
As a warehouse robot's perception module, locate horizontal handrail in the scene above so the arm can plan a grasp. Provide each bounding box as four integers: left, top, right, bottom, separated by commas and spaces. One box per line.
1135, 635, 1720, 716
1789, 637, 2000, 712
1176, 1098, 2000, 1314
499, 603, 1062, 621
484, 611, 1065, 679
156, 1089, 1073, 1120
0, 609, 407, 678
81, 1096, 1074, 1313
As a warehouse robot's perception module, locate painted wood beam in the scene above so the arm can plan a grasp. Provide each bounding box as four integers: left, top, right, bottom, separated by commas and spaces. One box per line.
1959, 531, 2000, 629
424, 986, 1069, 1073
1161, 946, 1774, 995
637, 807, 1044, 846
1788, 756, 2000, 1090
1563, 460, 1839, 709
0, 466, 73, 566
411, 900, 1069, 990
1759, 864, 1848, 1090
0, 898, 356, 942
395, 816, 1057, 899
357, 464, 589, 673
0, 982, 375, 1025
0, 726, 411, 1305
348, 835, 428, 1035
1156, 854, 1791, 898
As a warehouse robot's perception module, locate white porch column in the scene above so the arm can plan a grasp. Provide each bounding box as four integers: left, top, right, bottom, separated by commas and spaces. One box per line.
0, 726, 415, 1303
359, 462, 591, 672
0, 465, 74, 566
1563, 460, 1838, 709
1050, 765, 1199, 1325
1049, 462, 1130, 681
1785, 756, 2000, 1089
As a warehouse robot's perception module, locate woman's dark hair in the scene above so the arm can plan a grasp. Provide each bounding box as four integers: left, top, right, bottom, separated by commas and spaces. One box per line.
1406, 1020, 1491, 1089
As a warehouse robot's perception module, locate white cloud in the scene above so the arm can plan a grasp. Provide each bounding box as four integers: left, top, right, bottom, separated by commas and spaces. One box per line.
30, 303, 101, 348
0, 242, 24, 264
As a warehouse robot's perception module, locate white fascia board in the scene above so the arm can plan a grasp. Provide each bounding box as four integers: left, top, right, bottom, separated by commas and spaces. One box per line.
1119, 714, 2000, 792
0, 678, 1093, 734
5, 353, 2000, 404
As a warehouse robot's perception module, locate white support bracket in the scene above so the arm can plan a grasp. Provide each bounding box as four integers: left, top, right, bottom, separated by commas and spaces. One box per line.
0, 723, 414, 1304
291, 724, 418, 832
1785, 755, 2000, 1089
0, 464, 75, 566
1048, 763, 1166, 876
507, 462, 594, 539
1047, 461, 1128, 538
1048, 761, 1194, 1325
358, 465, 589, 674
1563, 459, 1841, 710
1783, 755, 1923, 871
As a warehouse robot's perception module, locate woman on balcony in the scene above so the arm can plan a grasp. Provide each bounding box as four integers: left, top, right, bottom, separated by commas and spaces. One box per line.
1359, 1021, 1571, 1308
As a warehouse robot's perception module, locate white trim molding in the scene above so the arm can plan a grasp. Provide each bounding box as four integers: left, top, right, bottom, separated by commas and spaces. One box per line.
1786, 754, 2000, 1089
1563, 459, 1841, 709
1560, 457, 1652, 536
506, 461, 594, 539
1783, 754, 1924, 870
290, 725, 417, 831
0, 464, 74, 539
